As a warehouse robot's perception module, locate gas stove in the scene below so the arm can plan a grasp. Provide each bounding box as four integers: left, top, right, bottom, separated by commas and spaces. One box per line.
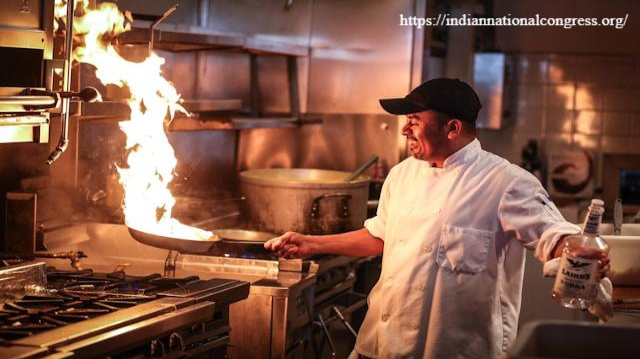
0, 262, 250, 359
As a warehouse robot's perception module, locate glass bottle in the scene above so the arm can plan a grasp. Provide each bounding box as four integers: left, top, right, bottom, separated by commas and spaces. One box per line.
552, 199, 609, 309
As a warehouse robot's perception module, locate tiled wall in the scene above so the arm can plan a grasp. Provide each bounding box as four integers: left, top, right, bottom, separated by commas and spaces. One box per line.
478, 54, 640, 189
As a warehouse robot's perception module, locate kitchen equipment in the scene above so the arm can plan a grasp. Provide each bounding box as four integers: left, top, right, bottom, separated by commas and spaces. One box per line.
240, 168, 369, 235
0, 261, 250, 359
344, 155, 379, 183
614, 198, 623, 235
127, 226, 221, 253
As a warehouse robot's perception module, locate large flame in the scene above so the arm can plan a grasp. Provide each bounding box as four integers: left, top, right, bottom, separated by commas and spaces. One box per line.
57, 1, 212, 241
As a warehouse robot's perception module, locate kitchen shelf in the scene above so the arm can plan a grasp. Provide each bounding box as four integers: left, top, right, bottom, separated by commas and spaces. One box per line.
117, 23, 309, 57
80, 98, 242, 118
167, 116, 322, 131
76, 113, 322, 130
117, 24, 244, 52
244, 37, 308, 57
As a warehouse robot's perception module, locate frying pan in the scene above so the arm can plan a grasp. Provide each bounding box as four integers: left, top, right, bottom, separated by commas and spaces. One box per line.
127, 226, 221, 253
128, 226, 276, 253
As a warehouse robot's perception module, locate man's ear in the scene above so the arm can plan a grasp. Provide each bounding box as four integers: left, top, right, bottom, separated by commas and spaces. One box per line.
446, 119, 464, 139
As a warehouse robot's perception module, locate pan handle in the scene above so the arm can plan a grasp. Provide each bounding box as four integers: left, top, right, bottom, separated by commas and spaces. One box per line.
310, 193, 351, 219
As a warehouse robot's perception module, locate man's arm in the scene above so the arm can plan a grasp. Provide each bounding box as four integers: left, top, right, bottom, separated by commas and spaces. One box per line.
264, 228, 384, 258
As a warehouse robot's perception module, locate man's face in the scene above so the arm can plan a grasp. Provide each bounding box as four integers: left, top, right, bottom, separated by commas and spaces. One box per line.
401, 110, 449, 162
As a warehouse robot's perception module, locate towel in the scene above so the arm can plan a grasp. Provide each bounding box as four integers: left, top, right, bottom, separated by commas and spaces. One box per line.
543, 257, 613, 323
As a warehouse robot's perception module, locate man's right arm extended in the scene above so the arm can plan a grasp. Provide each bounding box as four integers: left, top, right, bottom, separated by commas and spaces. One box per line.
264, 228, 384, 259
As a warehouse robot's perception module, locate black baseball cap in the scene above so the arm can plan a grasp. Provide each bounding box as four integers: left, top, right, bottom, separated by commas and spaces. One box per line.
379, 78, 482, 122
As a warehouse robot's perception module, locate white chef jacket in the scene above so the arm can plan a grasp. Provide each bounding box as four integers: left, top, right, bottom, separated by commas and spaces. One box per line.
354, 139, 580, 359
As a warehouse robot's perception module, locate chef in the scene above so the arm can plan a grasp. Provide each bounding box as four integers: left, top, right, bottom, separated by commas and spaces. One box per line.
264, 78, 609, 359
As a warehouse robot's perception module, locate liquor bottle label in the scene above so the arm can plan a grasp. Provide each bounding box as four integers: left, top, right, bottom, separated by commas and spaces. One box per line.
553, 253, 599, 299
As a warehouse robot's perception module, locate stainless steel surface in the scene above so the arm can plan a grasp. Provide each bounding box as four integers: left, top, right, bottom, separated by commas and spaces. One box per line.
0, 95, 58, 106
127, 226, 221, 253
46, 0, 74, 165
307, 0, 424, 114
345, 155, 379, 182
0, 0, 55, 144
158, 278, 250, 305
0, 267, 250, 359
0, 117, 49, 143
224, 272, 315, 359
237, 114, 403, 178
14, 297, 194, 348
118, 21, 309, 56
240, 168, 369, 234
54, 301, 216, 359
0, 0, 54, 57
117, 23, 245, 52
181, 98, 241, 112
614, 198, 623, 235
472, 53, 515, 129
111, 0, 312, 115
229, 293, 273, 359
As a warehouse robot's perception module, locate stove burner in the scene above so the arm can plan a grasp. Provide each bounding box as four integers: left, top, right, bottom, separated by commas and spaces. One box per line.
0, 267, 203, 340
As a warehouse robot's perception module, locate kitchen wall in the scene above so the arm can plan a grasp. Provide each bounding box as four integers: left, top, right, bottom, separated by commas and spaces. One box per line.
477, 54, 640, 192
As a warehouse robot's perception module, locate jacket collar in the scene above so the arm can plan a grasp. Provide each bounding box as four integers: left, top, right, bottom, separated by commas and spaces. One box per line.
442, 138, 481, 169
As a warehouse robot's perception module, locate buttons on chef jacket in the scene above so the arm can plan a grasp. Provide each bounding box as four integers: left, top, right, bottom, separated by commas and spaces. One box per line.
417, 283, 425, 291
432, 206, 441, 214
411, 322, 420, 330
421, 168, 428, 175
398, 238, 406, 244
381, 314, 390, 322
423, 245, 432, 253
386, 277, 393, 285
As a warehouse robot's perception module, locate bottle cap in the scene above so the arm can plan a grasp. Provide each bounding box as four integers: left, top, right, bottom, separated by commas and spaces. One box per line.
590, 199, 604, 207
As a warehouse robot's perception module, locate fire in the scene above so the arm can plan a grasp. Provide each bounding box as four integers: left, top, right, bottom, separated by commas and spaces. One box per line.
56, 0, 212, 241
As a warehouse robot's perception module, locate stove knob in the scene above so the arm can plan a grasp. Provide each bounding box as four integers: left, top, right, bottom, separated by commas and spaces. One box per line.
150, 339, 165, 357
169, 332, 185, 351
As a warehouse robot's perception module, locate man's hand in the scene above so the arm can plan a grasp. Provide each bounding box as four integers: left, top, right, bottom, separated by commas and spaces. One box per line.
552, 236, 611, 278
264, 232, 315, 259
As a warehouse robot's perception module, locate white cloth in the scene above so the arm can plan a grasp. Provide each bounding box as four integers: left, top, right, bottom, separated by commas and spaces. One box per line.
542, 257, 613, 322
356, 139, 580, 359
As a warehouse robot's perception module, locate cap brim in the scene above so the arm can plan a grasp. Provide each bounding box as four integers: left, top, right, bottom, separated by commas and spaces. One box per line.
379, 98, 426, 115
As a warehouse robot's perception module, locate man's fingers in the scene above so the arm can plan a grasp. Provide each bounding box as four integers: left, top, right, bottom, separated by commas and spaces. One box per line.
264, 232, 293, 250
600, 263, 611, 277
276, 243, 298, 257
283, 246, 299, 259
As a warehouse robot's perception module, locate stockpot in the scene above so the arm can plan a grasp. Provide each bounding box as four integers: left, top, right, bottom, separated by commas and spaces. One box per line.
239, 169, 370, 235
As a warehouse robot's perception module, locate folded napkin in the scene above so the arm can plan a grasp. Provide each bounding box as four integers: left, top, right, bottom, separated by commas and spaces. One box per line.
543, 257, 613, 323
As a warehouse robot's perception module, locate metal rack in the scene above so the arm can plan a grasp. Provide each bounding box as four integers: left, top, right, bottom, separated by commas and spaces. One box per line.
111, 16, 316, 130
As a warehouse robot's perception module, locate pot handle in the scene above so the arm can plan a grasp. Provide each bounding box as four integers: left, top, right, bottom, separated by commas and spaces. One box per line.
310, 193, 351, 219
